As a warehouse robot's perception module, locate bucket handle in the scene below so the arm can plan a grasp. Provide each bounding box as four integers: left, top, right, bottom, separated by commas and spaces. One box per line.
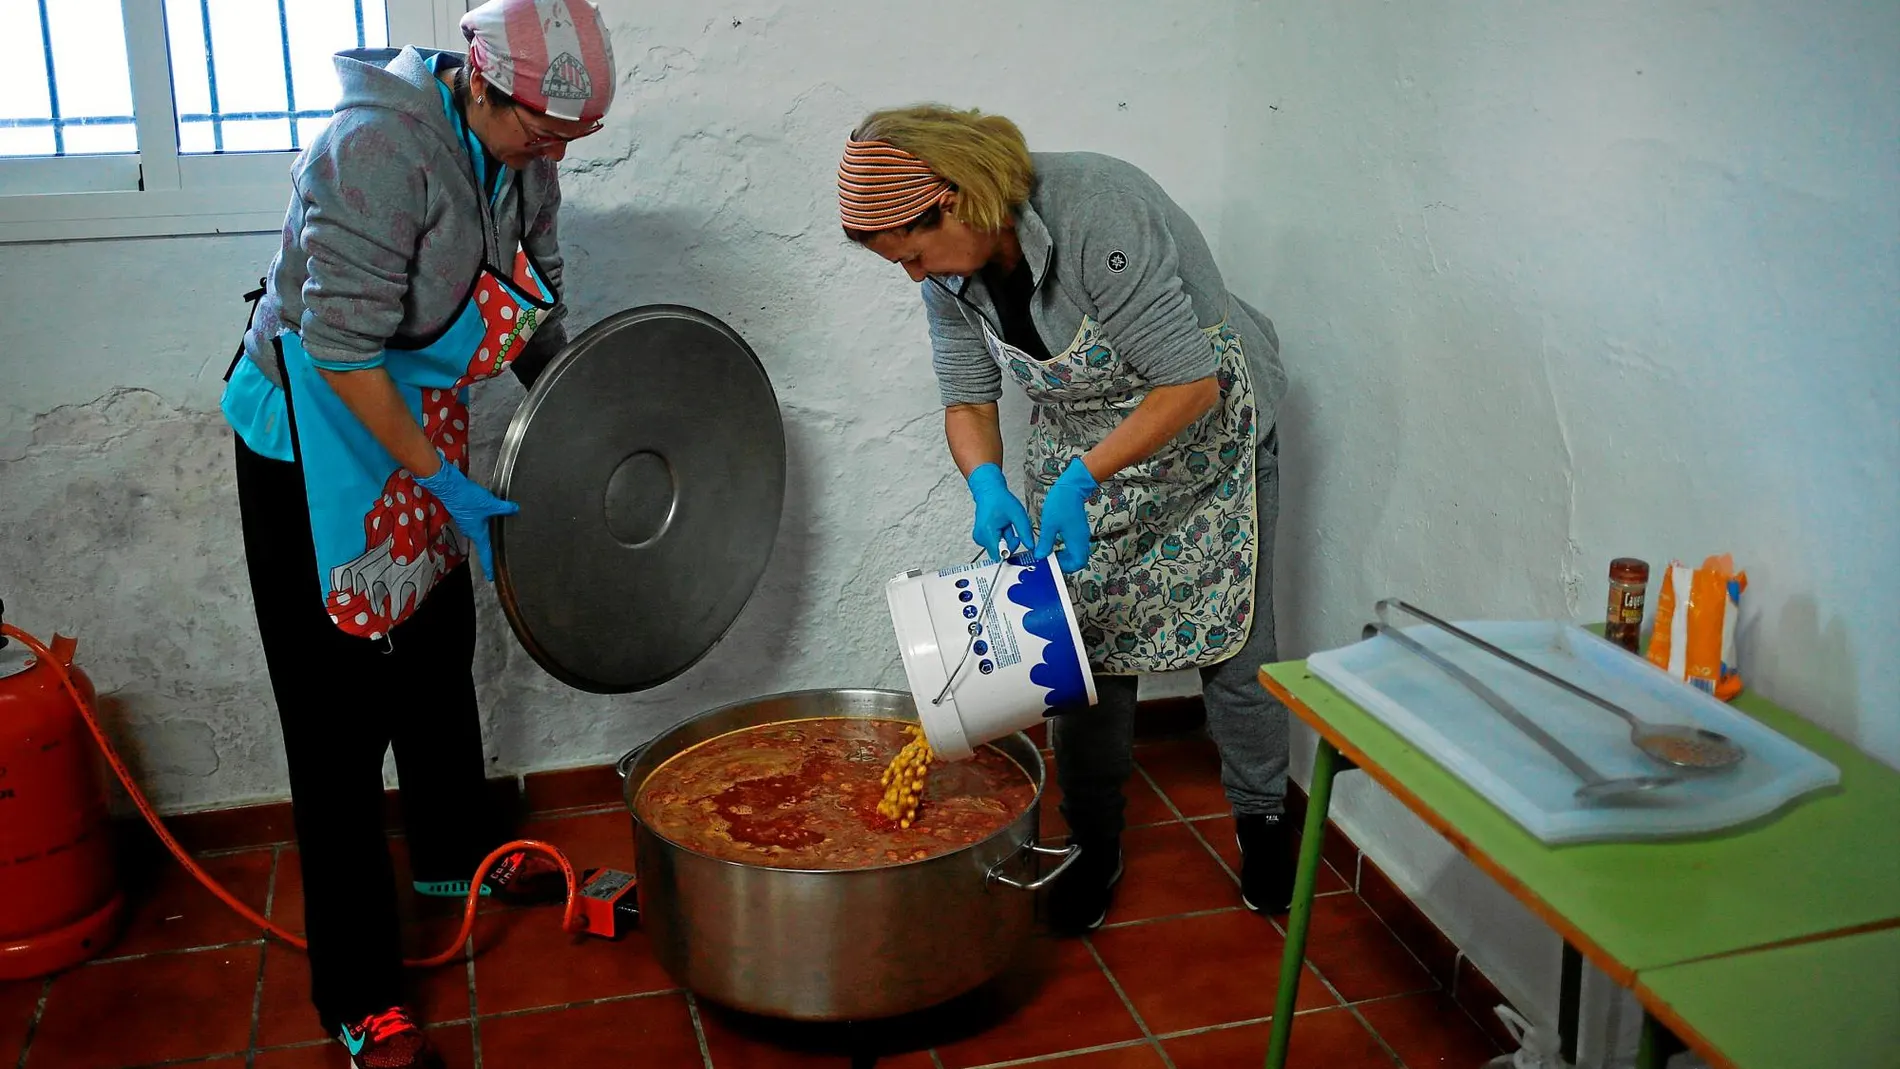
986, 841, 1081, 892
932, 552, 1014, 707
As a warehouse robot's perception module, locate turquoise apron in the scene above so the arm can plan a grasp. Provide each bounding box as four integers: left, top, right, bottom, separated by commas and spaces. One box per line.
231, 60, 555, 642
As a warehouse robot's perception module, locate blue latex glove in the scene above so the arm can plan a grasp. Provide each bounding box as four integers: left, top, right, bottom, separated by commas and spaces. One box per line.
966, 463, 1034, 562
416, 459, 519, 582
1034, 457, 1099, 574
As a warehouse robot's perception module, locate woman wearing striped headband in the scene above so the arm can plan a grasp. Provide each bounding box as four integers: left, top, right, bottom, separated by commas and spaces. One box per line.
841, 106, 1293, 934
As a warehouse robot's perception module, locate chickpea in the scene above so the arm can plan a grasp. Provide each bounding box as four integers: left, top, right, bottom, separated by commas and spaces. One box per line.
876, 729, 937, 826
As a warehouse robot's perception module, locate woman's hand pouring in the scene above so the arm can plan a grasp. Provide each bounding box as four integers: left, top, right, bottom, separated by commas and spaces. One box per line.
1034, 457, 1098, 574
965, 463, 1034, 562
417, 459, 519, 581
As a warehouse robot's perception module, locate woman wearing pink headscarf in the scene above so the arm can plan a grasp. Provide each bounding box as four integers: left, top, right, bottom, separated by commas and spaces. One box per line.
216, 2, 613, 1064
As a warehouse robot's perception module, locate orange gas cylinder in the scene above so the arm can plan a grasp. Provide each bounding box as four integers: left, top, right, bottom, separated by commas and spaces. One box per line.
0, 623, 125, 978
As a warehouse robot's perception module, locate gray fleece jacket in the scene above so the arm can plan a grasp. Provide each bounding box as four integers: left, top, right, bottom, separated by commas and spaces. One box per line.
923, 152, 1285, 444
240, 46, 568, 388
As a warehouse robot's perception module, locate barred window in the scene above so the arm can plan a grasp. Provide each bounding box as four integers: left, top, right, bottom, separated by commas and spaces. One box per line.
0, 0, 448, 242
168, 0, 389, 155
0, 0, 139, 157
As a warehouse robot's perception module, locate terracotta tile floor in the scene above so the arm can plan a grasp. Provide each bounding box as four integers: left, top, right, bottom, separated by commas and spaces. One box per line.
4, 734, 1504, 1068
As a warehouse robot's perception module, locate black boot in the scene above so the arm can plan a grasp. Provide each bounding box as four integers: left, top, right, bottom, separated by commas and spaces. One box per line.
1235, 814, 1292, 915
1045, 836, 1123, 935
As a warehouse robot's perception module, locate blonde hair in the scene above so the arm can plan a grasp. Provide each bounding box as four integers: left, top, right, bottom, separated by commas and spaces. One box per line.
849, 105, 1033, 234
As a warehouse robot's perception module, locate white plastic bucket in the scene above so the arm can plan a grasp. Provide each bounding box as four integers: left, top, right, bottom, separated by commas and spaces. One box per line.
886, 554, 1097, 760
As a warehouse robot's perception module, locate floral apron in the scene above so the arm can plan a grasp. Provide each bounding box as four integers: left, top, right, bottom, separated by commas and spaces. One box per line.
255, 61, 554, 642
985, 314, 1259, 674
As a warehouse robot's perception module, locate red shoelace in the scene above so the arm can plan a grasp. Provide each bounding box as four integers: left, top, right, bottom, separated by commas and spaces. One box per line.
356, 1006, 419, 1044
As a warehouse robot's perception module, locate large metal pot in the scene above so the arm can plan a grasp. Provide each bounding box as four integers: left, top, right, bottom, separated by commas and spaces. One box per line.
616, 688, 1075, 1021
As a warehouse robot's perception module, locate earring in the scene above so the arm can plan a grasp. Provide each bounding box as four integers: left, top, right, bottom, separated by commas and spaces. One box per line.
475, 96, 485, 105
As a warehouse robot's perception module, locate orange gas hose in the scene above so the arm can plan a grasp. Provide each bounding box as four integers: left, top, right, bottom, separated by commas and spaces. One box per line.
2, 623, 584, 968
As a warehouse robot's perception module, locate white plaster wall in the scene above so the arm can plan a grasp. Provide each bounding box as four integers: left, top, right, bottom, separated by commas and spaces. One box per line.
0, 0, 1238, 812
1220, 0, 1899, 1061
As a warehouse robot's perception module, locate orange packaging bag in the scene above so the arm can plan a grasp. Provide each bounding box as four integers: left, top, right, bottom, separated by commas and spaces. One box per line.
1646, 554, 1747, 701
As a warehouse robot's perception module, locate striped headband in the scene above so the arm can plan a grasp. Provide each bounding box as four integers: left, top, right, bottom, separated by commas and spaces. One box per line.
838, 138, 953, 231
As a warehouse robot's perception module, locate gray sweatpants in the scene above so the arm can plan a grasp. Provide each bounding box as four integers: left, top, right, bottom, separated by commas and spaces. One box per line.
1050, 431, 1289, 842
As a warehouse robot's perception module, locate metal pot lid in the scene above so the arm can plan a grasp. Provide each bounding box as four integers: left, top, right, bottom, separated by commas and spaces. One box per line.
491, 305, 786, 694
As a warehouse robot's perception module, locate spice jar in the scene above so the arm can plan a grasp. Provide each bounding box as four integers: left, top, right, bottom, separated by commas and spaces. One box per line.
1605, 558, 1649, 652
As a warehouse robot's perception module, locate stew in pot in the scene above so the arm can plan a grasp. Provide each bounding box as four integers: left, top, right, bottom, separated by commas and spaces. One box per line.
635, 717, 1036, 869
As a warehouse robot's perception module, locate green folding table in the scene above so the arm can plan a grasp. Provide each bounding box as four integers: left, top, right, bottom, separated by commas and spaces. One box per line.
1633, 926, 1900, 1069
1257, 659, 1900, 1069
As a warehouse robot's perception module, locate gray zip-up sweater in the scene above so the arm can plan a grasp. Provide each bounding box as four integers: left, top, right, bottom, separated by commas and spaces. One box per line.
923, 152, 1285, 444
240, 46, 568, 388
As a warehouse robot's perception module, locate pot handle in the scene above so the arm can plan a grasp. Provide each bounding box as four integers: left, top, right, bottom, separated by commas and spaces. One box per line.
987, 842, 1081, 892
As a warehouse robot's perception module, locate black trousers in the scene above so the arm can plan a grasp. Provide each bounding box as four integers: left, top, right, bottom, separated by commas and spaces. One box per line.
234, 437, 497, 1032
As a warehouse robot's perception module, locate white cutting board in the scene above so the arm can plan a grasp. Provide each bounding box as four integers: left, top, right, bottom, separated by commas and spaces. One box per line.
1307, 621, 1840, 844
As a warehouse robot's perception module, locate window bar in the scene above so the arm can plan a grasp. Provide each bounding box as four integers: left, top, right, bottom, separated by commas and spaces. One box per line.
277, 0, 298, 149
197, 0, 223, 152
177, 109, 334, 123
35, 0, 64, 155
0, 117, 137, 130
355, 0, 367, 48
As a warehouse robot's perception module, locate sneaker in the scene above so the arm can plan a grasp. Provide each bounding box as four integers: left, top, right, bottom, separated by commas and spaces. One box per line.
338, 1006, 442, 1069
1046, 837, 1124, 935
413, 849, 568, 906
1236, 814, 1292, 915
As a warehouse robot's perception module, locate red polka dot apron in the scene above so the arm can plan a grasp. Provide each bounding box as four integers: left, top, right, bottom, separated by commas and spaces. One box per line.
277, 252, 550, 641
986, 313, 1259, 674
275, 69, 554, 642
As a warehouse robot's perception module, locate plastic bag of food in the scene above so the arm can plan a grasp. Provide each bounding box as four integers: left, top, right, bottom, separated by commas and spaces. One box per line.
1646, 554, 1746, 701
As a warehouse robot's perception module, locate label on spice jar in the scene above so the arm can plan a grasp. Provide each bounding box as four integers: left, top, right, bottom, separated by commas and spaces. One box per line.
1611, 586, 1646, 622
1606, 583, 1645, 651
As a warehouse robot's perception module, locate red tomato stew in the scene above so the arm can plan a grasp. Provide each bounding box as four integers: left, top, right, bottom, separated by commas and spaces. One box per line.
635, 718, 1037, 869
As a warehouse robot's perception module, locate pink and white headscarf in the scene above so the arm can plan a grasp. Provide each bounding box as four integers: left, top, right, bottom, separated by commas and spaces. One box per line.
460, 0, 616, 123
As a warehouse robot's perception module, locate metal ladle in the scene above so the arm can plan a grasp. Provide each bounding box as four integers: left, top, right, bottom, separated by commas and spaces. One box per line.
1362, 622, 1679, 802
1376, 599, 1746, 772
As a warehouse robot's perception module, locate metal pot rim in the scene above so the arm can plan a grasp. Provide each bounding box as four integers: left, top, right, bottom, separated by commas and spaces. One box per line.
620, 688, 1049, 876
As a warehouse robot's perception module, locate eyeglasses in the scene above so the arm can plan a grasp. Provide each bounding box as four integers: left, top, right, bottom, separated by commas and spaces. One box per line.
511, 107, 603, 151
